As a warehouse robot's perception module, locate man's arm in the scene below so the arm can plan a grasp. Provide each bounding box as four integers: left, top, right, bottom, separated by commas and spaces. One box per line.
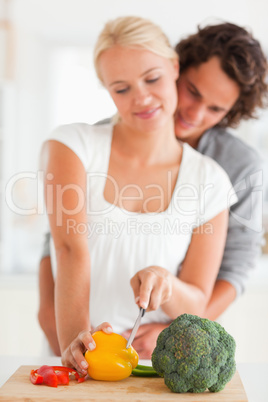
202, 157, 263, 319
214, 159, 263, 297
38, 231, 60, 355
198, 132, 264, 315
203, 279, 236, 320
38, 255, 60, 356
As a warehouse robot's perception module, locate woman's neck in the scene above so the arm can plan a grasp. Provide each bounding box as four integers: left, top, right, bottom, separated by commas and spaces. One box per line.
113, 120, 181, 166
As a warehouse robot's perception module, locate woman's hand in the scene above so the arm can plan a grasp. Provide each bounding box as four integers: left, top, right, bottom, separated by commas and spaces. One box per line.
61, 322, 113, 375
122, 322, 169, 359
130, 266, 173, 311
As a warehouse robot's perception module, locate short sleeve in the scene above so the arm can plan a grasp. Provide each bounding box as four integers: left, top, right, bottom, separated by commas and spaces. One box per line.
200, 154, 239, 224
40, 123, 93, 171
174, 144, 238, 227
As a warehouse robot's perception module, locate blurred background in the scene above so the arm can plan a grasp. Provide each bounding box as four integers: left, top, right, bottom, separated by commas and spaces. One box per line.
0, 0, 267, 361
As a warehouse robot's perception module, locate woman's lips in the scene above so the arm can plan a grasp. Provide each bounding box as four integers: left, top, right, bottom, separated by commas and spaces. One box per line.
134, 107, 161, 119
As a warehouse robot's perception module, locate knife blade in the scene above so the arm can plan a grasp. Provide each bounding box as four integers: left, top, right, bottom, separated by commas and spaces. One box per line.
126, 307, 145, 348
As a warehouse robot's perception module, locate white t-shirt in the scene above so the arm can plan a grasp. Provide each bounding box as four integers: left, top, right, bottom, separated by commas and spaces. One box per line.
43, 122, 238, 333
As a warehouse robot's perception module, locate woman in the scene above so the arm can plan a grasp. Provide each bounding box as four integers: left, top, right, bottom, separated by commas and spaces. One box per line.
42, 16, 236, 372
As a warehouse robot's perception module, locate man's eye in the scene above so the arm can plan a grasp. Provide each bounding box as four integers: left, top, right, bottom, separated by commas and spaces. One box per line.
209, 107, 223, 113
188, 88, 199, 97
146, 77, 160, 84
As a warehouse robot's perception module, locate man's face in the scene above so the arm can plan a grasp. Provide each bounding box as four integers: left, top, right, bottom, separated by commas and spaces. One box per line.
174, 56, 240, 148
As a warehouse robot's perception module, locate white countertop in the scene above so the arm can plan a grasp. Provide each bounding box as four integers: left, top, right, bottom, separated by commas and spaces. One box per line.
0, 356, 267, 402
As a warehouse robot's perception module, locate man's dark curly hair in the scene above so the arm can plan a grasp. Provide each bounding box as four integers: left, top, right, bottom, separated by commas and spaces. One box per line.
175, 22, 268, 128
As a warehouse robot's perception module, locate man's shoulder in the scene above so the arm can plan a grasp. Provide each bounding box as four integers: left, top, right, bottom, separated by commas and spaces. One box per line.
199, 127, 260, 160
197, 128, 262, 182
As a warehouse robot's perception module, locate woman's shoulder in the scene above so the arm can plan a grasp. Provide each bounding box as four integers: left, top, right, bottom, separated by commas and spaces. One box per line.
50, 121, 113, 141
179, 143, 238, 222
46, 121, 113, 170
181, 142, 230, 182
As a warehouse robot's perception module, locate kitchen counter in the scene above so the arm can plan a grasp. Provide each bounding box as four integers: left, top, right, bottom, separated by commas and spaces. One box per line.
0, 356, 267, 402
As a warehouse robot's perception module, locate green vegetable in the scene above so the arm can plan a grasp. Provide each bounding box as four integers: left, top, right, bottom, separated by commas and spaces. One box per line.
151, 314, 236, 393
132, 364, 159, 377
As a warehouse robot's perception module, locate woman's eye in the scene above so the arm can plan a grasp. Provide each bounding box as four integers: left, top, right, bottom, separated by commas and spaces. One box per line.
115, 88, 129, 94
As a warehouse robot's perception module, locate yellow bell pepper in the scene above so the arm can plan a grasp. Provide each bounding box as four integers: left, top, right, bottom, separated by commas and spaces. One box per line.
84, 331, 139, 381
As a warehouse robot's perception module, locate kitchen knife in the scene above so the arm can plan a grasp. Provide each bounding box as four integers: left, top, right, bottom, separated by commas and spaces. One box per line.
126, 307, 145, 348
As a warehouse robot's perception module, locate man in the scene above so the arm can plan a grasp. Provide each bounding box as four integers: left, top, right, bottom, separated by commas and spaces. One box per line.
38, 22, 267, 357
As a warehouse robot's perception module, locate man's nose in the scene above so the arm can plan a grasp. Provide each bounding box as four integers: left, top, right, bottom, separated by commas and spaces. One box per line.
187, 103, 205, 122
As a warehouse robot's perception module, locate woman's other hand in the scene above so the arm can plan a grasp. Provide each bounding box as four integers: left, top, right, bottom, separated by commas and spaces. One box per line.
130, 266, 173, 311
122, 322, 169, 359
61, 322, 113, 375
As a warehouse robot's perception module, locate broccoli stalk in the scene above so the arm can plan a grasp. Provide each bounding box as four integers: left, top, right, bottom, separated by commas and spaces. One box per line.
151, 314, 236, 393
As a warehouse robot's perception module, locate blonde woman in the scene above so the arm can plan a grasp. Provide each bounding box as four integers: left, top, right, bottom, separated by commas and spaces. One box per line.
42, 16, 237, 372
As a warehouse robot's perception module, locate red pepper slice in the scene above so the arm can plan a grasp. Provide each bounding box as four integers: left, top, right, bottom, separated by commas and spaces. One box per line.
30, 365, 86, 387
55, 370, 70, 385
30, 369, 43, 385
77, 376, 86, 383
37, 365, 58, 387
52, 366, 85, 383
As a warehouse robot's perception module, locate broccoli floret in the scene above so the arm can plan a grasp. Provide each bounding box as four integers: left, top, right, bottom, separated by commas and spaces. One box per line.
151, 314, 236, 393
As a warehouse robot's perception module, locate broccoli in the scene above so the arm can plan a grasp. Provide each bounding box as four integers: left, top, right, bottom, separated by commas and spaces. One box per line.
151, 314, 236, 393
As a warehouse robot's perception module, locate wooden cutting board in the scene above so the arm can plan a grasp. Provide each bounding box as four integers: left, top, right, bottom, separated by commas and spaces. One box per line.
0, 366, 247, 401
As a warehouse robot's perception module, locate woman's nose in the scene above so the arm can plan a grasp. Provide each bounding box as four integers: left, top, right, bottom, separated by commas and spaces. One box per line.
133, 86, 152, 106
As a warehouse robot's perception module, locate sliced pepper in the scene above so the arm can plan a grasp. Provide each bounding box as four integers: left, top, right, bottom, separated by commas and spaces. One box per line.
30, 369, 43, 385
37, 365, 58, 387
56, 371, 70, 385
132, 364, 159, 377
30, 365, 85, 387
84, 331, 139, 381
52, 366, 85, 383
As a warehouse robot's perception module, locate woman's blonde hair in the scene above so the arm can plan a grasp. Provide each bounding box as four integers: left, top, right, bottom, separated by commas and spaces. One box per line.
94, 16, 178, 83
